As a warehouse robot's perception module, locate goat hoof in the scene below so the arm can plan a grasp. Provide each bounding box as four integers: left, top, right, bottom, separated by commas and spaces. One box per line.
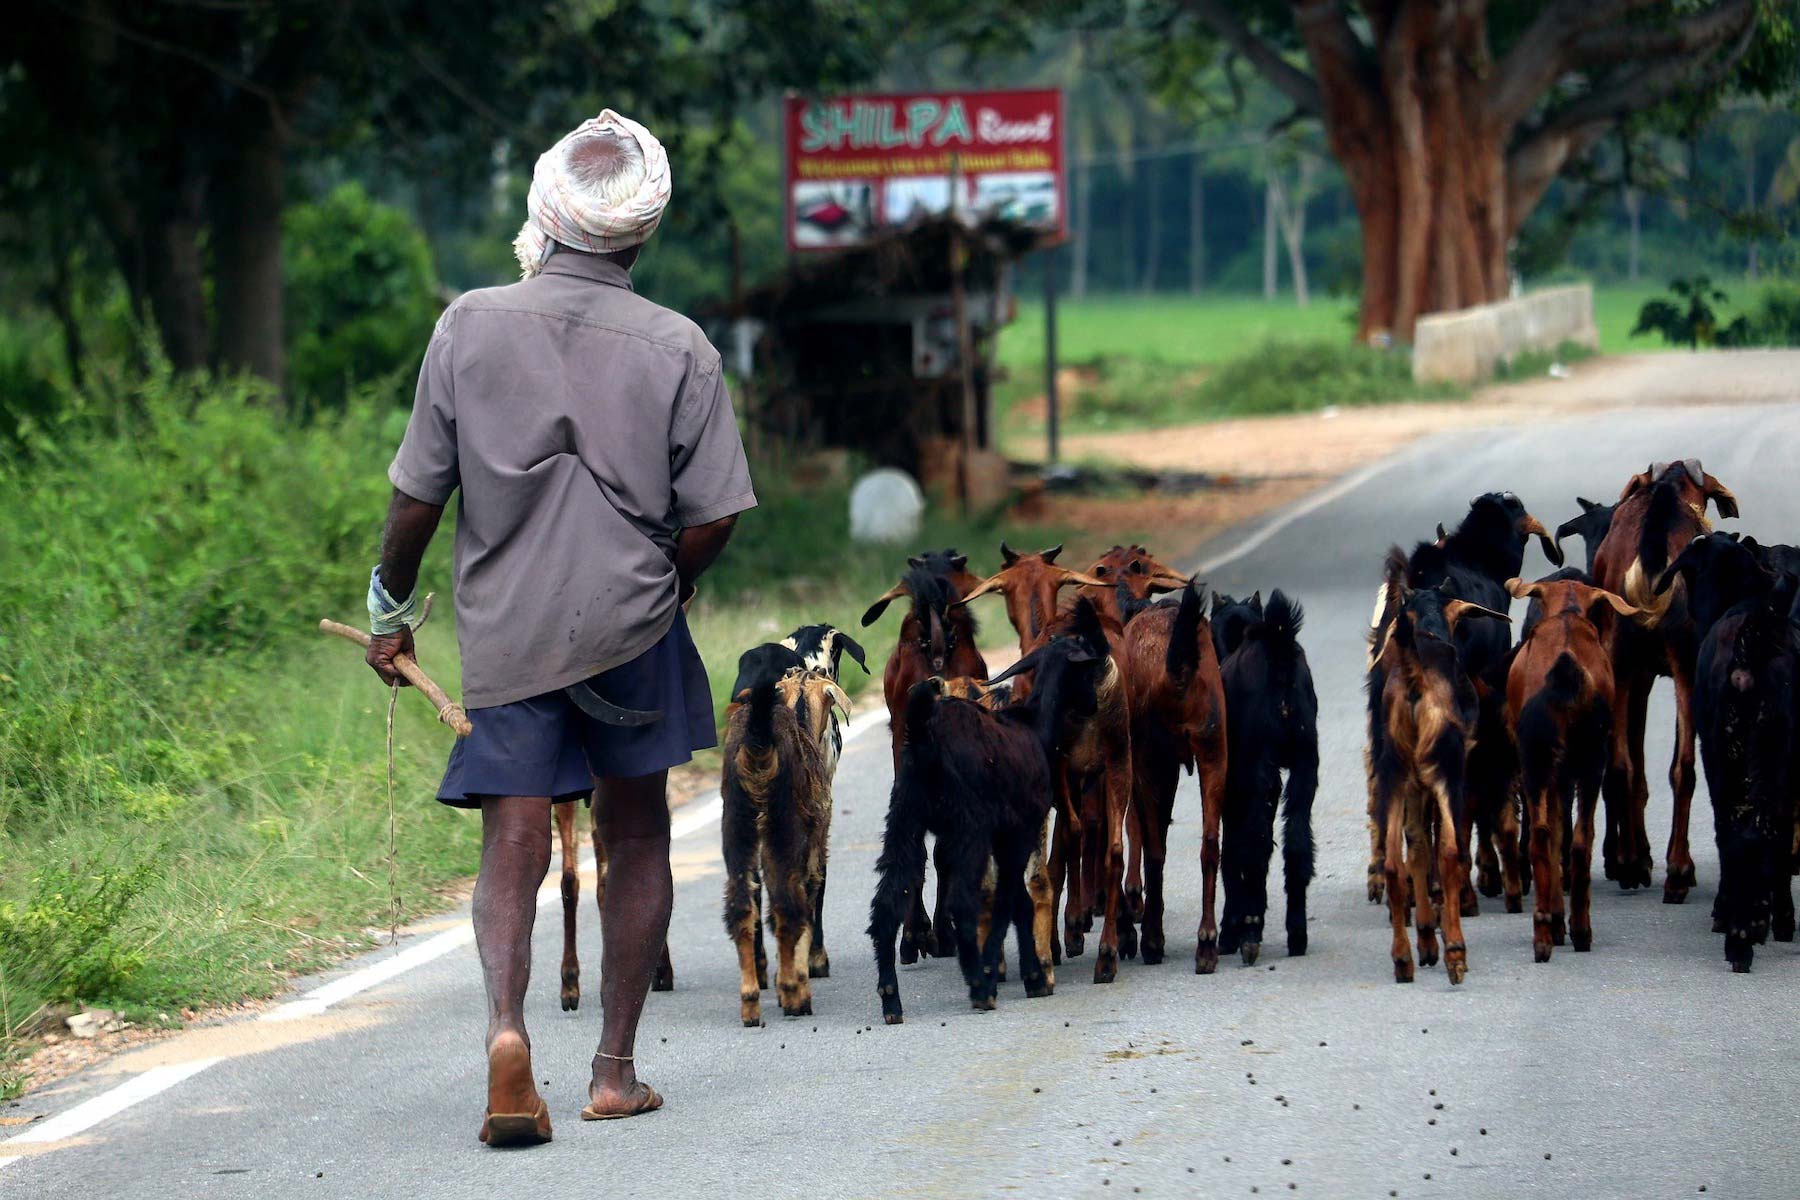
1504, 894, 1522, 914
1024, 977, 1054, 999
1571, 928, 1593, 952
1124, 888, 1145, 923
1140, 938, 1164, 966
1050, 938, 1063, 966
652, 972, 674, 994
1394, 958, 1415, 983
1063, 930, 1085, 958
1459, 891, 1480, 919
1477, 874, 1502, 900
970, 991, 997, 1011
809, 958, 830, 980
1194, 939, 1219, 976
1287, 932, 1307, 957
899, 935, 919, 965
1549, 913, 1566, 944
881, 1005, 904, 1025
1662, 883, 1690, 905
1417, 926, 1439, 968
1239, 940, 1261, 967
1669, 862, 1697, 890
1446, 960, 1467, 986
740, 1000, 761, 1027
1533, 942, 1552, 963
1118, 927, 1138, 961
782, 1000, 813, 1018
560, 986, 581, 1012
1216, 924, 1240, 955
1367, 873, 1386, 904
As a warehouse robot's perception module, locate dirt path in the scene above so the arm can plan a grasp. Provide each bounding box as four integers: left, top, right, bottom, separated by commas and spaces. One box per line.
1056, 350, 1800, 479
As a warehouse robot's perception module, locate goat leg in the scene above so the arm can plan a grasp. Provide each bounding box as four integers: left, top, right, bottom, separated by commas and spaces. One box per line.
1664, 660, 1700, 903
556, 802, 583, 1011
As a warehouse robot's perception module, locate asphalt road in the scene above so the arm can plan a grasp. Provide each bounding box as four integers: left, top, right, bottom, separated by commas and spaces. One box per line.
10, 390, 1800, 1199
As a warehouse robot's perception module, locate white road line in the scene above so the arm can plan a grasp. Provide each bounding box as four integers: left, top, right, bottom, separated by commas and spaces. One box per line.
1194, 443, 1428, 575
0, 677, 896, 1167
0, 1056, 223, 1162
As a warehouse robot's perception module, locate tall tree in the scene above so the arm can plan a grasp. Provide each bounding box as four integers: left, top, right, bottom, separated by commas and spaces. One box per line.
4, 0, 896, 395
1073, 0, 1797, 340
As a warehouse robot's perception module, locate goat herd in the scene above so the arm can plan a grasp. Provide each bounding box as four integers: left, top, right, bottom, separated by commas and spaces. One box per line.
552, 458, 1798, 1030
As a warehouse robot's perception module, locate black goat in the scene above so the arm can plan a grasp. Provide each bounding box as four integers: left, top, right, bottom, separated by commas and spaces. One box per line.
1692, 575, 1798, 972
869, 623, 1106, 1023
1555, 497, 1616, 574
1366, 491, 1560, 913
1211, 591, 1319, 964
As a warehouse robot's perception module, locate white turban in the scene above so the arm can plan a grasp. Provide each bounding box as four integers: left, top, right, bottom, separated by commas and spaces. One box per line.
513, 110, 672, 278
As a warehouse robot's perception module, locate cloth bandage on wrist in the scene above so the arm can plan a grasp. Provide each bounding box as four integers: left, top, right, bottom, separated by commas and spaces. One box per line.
368, 565, 423, 635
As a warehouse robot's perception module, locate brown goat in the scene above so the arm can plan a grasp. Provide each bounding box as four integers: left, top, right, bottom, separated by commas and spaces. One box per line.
1505, 576, 1641, 961
1370, 549, 1511, 985
721, 668, 849, 1025
1118, 581, 1231, 973
862, 551, 989, 962
554, 804, 675, 1012
1591, 459, 1739, 900
962, 548, 1136, 982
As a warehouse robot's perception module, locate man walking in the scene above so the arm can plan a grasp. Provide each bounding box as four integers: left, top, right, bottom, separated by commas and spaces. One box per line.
364, 111, 754, 1146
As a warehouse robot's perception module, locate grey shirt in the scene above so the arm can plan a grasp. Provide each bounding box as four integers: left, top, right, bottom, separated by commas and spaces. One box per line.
389, 250, 756, 708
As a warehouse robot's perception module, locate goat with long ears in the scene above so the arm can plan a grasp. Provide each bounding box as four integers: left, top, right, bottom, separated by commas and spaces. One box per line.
957, 543, 1110, 654
1592, 459, 1741, 901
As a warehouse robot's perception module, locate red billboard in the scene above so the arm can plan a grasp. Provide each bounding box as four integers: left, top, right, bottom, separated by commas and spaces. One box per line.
783, 88, 1065, 252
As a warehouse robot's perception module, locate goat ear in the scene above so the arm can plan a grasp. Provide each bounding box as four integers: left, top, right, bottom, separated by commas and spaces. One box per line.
1702, 473, 1740, 519
823, 679, 853, 720
1518, 514, 1564, 566
1553, 512, 1586, 551
1250, 590, 1262, 612
950, 554, 968, 571
1040, 543, 1064, 564
907, 555, 924, 570
999, 541, 1019, 567
1392, 609, 1416, 650
1435, 522, 1448, 545
1618, 467, 1656, 502
986, 647, 1042, 686
1444, 599, 1512, 629
860, 582, 909, 627
1504, 577, 1539, 602
1146, 564, 1190, 593
834, 631, 869, 673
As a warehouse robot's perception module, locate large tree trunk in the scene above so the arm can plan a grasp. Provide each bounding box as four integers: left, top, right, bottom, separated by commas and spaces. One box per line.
141, 203, 210, 373
212, 103, 288, 393
1294, 2, 1513, 342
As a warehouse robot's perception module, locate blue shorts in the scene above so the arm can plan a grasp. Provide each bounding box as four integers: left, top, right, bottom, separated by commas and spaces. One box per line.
437, 613, 717, 808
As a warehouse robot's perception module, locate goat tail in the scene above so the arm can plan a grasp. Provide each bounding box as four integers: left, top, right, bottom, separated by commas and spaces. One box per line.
869, 706, 934, 944
1517, 653, 1584, 797
1166, 579, 1205, 679
734, 679, 782, 798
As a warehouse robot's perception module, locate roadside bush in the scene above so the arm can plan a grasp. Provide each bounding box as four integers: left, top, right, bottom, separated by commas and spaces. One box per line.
1193, 337, 1456, 416
284, 182, 442, 409
1741, 281, 1800, 346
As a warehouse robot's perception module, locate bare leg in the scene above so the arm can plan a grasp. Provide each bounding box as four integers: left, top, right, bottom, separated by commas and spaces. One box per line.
475, 797, 553, 1144
586, 771, 671, 1119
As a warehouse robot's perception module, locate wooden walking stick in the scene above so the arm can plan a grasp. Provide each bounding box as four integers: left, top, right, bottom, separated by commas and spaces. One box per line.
319, 594, 473, 736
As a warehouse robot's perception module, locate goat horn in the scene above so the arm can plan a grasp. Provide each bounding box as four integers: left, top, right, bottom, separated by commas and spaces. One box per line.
1444, 599, 1512, 626
1055, 569, 1110, 590
1147, 566, 1190, 592
824, 680, 853, 719
1504, 577, 1536, 601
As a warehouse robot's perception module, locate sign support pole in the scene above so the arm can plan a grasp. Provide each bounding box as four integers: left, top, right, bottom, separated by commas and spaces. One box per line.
949, 155, 978, 514
1044, 246, 1059, 465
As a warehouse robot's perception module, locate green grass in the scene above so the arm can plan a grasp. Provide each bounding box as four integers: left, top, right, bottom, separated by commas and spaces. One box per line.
999, 294, 1361, 370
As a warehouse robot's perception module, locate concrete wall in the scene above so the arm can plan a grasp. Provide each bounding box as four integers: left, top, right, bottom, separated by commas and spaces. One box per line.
1411, 284, 1599, 386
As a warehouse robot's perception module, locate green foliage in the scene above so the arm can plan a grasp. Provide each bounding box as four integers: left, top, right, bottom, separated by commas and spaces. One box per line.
284, 183, 442, 409
1632, 275, 1757, 348
1493, 340, 1598, 381
1192, 338, 1458, 417
0, 863, 155, 1007
1740, 281, 1800, 346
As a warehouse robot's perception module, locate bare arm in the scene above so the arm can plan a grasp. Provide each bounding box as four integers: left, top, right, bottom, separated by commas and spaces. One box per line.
367, 488, 445, 685
673, 513, 738, 605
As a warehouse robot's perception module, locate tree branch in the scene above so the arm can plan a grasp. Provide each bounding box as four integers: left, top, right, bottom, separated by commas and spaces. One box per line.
1571, 0, 1753, 68
1543, 4, 1757, 135
1486, 0, 1661, 132
1178, 0, 1322, 115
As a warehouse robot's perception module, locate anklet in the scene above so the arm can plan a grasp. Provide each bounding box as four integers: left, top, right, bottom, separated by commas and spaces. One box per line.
594, 1051, 634, 1062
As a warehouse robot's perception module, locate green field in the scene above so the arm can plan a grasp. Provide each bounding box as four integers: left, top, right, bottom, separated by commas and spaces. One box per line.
998, 283, 1690, 372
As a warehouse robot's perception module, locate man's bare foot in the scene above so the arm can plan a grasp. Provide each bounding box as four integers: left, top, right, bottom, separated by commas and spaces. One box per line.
582, 1054, 664, 1120
481, 1031, 551, 1146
